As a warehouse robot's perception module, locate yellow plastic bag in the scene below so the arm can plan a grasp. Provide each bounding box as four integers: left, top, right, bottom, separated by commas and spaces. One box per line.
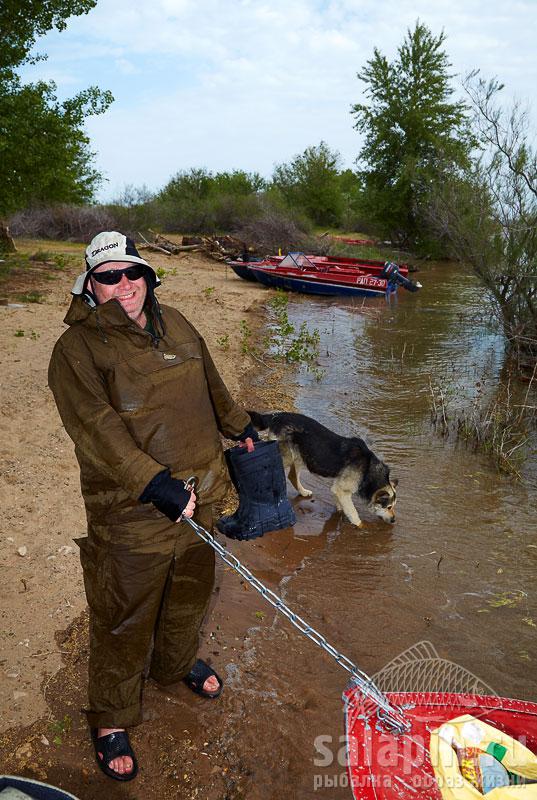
431, 714, 537, 799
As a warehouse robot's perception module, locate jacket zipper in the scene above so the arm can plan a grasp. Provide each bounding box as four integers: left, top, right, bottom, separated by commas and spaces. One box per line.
93, 302, 162, 348
128, 320, 161, 349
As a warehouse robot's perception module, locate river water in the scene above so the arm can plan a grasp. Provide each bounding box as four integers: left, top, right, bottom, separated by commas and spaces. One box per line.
217, 261, 537, 799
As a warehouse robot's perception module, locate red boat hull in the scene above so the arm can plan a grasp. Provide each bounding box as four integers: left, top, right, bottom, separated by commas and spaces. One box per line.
344, 688, 537, 800
247, 263, 391, 297
333, 236, 377, 246
228, 253, 419, 296
266, 254, 409, 277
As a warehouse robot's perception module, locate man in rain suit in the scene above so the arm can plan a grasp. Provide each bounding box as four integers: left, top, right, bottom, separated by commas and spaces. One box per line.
48, 231, 256, 781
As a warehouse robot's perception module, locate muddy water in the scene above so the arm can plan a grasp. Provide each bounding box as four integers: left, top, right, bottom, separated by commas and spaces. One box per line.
218, 262, 537, 799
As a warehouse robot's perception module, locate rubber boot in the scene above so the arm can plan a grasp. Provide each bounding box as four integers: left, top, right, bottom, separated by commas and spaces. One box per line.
217, 440, 295, 540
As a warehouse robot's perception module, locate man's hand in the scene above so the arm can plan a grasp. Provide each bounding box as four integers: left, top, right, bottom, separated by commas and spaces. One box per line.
139, 469, 194, 521
232, 421, 259, 443
178, 490, 196, 521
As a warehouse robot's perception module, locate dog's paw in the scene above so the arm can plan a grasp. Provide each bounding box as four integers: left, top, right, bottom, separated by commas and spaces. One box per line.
352, 520, 364, 529
299, 489, 313, 498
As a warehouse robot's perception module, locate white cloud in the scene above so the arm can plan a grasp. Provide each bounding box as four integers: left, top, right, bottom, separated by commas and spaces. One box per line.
114, 58, 139, 75
24, 0, 537, 196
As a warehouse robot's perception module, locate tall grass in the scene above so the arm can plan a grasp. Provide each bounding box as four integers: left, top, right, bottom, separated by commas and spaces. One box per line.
429, 368, 536, 477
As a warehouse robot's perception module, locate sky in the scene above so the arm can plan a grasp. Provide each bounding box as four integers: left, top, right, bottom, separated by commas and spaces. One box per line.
20, 0, 537, 201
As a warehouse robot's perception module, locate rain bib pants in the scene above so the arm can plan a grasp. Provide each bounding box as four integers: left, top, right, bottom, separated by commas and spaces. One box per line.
49, 297, 249, 727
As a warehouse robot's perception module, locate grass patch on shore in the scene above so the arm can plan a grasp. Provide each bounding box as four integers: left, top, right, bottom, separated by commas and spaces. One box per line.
0, 242, 80, 302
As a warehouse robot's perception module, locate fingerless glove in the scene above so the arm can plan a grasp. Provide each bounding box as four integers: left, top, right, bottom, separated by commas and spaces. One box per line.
230, 422, 259, 442
139, 469, 192, 521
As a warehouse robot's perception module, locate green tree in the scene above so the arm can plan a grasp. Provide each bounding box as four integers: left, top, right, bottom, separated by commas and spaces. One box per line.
156, 168, 266, 233
1, 83, 113, 213
426, 74, 537, 359
212, 170, 266, 196
158, 168, 214, 204
338, 168, 363, 230
351, 21, 472, 248
0, 0, 113, 215
272, 141, 344, 227
1, 0, 97, 75
159, 168, 266, 204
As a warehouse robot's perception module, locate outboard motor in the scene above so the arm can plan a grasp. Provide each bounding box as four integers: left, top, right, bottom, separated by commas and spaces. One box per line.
381, 261, 422, 293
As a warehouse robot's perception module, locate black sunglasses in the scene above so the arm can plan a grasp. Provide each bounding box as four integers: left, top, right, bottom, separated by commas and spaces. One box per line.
91, 264, 147, 285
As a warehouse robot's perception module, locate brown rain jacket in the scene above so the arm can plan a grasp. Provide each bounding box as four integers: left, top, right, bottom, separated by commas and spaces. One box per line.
48, 296, 250, 524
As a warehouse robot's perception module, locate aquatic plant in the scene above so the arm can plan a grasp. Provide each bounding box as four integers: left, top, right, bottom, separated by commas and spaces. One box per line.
429, 368, 536, 477
266, 291, 321, 370
239, 319, 255, 356
237, 291, 323, 377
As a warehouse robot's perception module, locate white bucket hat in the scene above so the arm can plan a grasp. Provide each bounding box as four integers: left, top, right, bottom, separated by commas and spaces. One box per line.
71, 231, 160, 295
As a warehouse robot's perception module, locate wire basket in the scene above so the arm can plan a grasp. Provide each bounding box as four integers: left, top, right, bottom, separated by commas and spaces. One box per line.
371, 640, 497, 696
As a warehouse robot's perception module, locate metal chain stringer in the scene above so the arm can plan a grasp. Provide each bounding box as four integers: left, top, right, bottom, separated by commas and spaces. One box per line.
184, 515, 411, 735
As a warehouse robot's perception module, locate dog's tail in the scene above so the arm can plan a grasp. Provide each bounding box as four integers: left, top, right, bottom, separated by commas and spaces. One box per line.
247, 410, 274, 431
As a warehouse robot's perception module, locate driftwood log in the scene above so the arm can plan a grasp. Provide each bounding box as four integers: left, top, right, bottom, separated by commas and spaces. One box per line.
137, 231, 203, 254
137, 231, 249, 261
192, 234, 247, 261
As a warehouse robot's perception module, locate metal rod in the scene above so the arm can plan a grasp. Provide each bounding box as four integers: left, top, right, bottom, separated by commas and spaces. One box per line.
184, 515, 411, 735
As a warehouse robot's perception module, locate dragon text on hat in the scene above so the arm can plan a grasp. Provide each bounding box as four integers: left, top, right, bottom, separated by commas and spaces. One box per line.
91, 241, 119, 258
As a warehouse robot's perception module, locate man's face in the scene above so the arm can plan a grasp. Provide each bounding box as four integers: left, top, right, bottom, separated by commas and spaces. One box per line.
90, 261, 148, 326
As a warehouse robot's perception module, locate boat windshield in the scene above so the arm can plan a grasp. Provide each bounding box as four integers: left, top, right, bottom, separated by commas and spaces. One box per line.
280, 253, 318, 270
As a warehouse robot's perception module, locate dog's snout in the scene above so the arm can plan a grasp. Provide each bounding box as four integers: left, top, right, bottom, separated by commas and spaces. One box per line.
389, 517, 396, 524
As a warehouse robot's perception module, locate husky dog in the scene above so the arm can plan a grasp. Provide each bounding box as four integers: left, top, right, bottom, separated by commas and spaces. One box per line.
247, 410, 397, 528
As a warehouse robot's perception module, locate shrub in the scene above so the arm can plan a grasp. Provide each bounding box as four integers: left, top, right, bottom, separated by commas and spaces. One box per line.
104, 185, 158, 238
9, 204, 115, 241
153, 168, 267, 233
233, 198, 315, 254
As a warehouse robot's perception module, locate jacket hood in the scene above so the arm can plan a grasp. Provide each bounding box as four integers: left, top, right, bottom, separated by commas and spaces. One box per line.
64, 295, 95, 326
63, 295, 149, 330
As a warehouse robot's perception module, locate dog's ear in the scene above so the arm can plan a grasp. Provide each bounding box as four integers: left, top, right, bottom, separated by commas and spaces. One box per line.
391, 478, 399, 489
372, 489, 390, 505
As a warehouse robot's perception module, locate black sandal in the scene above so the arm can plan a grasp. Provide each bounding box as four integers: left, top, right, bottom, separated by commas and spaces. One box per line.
183, 659, 223, 699
91, 729, 139, 782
